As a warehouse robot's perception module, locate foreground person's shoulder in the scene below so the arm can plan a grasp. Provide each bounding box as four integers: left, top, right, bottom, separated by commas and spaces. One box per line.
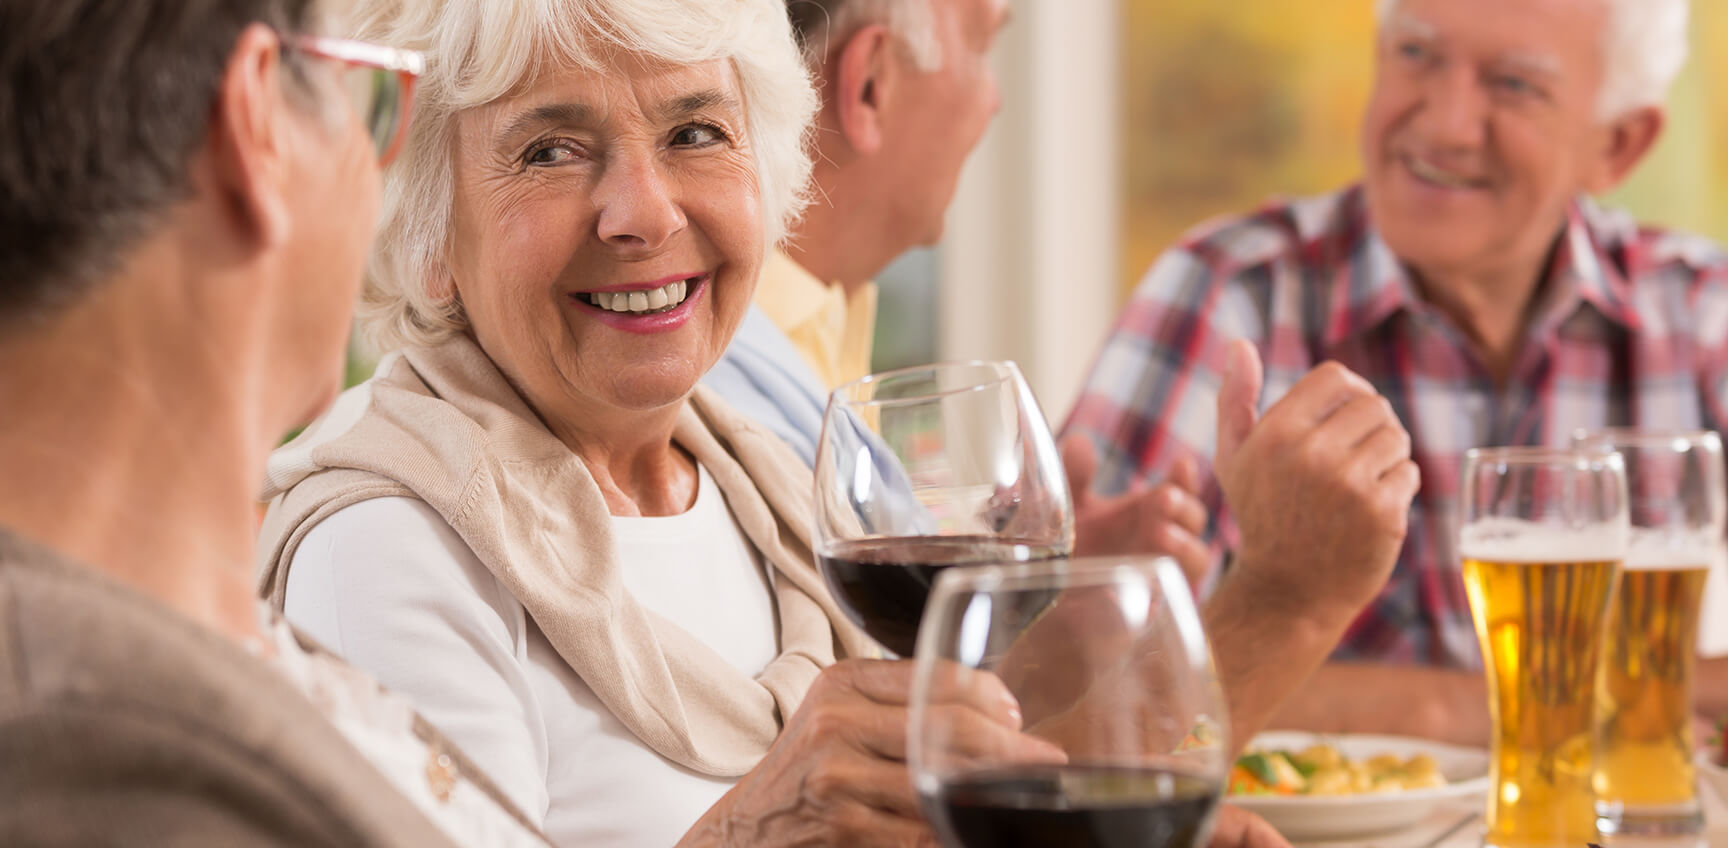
0, 533, 462, 848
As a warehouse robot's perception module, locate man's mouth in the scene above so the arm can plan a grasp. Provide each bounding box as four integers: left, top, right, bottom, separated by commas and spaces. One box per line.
1404, 154, 1489, 191
577, 276, 698, 315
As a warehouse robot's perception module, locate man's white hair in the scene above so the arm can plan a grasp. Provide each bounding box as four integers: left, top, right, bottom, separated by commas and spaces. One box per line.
1375, 0, 1689, 120
794, 0, 942, 71
345, 0, 818, 351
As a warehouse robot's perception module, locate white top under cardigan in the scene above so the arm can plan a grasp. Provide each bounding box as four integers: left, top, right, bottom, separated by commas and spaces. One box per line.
284, 465, 778, 847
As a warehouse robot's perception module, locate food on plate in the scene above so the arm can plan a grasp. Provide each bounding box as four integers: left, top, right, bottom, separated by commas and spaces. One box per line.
1228, 744, 1447, 796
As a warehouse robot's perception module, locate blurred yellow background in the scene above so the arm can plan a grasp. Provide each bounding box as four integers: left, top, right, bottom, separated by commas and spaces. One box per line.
1120, 0, 1728, 295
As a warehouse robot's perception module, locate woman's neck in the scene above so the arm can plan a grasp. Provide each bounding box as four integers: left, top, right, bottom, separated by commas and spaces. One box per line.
0, 306, 266, 642
548, 406, 698, 517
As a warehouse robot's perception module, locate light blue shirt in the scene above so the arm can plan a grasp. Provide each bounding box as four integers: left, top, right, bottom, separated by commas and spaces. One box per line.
702, 305, 829, 468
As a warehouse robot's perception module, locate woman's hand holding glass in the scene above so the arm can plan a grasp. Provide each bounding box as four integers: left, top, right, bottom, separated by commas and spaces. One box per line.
680, 659, 1063, 847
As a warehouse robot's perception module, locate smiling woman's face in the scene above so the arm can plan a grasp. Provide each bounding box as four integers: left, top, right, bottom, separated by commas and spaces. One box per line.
447, 55, 762, 424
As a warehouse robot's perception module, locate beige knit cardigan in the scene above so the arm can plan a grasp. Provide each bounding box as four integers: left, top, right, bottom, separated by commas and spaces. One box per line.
257, 335, 873, 777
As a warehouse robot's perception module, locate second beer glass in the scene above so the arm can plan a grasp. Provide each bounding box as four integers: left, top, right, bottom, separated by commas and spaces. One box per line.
1460, 447, 1629, 848
1574, 429, 1725, 838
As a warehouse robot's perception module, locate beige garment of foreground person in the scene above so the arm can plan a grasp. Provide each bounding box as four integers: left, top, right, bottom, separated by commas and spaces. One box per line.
0, 0, 543, 843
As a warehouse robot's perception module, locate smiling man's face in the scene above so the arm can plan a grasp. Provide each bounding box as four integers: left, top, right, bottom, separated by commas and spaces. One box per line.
1362, 0, 1623, 281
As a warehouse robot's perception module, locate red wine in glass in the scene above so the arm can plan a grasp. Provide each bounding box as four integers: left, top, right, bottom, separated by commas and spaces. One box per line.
818, 535, 1066, 658
925, 764, 1221, 848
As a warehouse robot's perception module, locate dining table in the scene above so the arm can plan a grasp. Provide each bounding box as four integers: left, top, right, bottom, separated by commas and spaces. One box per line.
1292, 781, 1728, 848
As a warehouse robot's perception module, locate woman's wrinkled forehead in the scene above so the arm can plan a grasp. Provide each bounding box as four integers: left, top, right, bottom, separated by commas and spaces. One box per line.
465, 57, 745, 146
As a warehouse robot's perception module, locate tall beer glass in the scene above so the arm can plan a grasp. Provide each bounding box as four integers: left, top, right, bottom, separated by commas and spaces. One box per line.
1573, 429, 1725, 838
1460, 448, 1628, 848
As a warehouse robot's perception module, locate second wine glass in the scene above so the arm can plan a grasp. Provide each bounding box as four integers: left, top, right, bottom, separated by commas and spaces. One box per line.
909, 556, 1230, 848
813, 360, 1074, 657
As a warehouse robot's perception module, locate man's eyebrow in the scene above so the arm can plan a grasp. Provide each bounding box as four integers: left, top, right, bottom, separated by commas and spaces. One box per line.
1495, 50, 1563, 77
656, 89, 742, 122
1385, 13, 1437, 40
496, 102, 594, 142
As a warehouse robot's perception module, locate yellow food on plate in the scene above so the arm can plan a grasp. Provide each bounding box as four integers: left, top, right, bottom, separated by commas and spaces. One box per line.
1228, 745, 1448, 797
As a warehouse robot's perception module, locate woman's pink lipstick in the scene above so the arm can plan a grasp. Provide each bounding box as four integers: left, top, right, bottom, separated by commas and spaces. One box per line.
567, 273, 709, 335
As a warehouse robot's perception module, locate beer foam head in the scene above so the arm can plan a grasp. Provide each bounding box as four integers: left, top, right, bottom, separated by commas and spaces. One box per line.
1624, 528, 1720, 572
1460, 517, 1630, 564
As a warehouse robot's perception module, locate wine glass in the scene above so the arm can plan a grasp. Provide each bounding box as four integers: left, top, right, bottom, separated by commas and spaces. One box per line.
813, 360, 1074, 657
909, 556, 1229, 848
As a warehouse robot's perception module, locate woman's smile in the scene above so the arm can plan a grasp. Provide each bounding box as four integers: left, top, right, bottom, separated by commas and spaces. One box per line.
568, 272, 711, 334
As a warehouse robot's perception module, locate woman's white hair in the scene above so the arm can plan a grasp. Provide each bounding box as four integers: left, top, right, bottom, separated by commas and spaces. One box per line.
1375, 0, 1689, 120
795, 0, 941, 71
347, 0, 818, 351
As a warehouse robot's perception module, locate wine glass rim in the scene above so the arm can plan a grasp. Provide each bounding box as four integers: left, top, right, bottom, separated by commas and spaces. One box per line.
1463, 445, 1626, 469
829, 360, 1022, 408
929, 554, 1184, 595
1571, 427, 1724, 451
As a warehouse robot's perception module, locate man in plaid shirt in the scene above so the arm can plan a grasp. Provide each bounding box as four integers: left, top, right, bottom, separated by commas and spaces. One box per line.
1066, 0, 1718, 743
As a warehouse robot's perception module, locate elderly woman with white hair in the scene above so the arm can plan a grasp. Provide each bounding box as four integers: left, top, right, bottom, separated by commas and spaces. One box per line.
254, 0, 1059, 845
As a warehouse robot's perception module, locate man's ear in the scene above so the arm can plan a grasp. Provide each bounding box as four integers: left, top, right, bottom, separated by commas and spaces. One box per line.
1585, 106, 1663, 195
206, 23, 293, 250
828, 24, 902, 157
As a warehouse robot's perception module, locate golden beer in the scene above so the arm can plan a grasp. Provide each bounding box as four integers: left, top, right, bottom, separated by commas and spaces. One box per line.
1593, 557, 1709, 820
1463, 554, 1620, 848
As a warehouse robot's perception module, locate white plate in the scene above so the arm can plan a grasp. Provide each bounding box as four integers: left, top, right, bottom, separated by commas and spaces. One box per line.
1228, 731, 1489, 842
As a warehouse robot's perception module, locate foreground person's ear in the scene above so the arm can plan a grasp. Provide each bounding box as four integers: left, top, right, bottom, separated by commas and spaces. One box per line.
206, 23, 295, 252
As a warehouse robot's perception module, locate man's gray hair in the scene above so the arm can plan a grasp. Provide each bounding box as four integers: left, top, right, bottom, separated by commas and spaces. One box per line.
345, 0, 818, 351
1376, 0, 1689, 120
788, 0, 942, 71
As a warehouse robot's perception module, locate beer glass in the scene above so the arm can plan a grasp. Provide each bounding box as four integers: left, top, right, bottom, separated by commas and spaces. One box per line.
1573, 429, 1725, 838
1460, 447, 1629, 848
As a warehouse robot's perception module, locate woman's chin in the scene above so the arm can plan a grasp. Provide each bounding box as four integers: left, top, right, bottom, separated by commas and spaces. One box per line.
599, 369, 706, 413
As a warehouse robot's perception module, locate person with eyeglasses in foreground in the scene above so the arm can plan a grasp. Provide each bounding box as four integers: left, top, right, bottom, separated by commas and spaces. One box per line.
0, 1, 547, 844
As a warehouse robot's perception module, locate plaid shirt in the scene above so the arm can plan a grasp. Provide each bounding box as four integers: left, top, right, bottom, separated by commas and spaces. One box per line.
1063, 185, 1728, 669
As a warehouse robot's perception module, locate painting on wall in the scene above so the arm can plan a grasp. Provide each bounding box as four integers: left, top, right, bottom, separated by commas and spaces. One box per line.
1120, 0, 1728, 294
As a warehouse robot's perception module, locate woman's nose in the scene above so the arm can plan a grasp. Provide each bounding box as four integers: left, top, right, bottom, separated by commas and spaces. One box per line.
592, 153, 687, 252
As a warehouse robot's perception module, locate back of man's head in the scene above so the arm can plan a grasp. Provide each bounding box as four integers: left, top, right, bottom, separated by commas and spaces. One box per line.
786, 0, 940, 71
0, 0, 318, 331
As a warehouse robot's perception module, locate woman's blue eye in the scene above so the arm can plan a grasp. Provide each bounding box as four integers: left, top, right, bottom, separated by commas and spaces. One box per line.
527, 143, 577, 165
672, 125, 723, 147
1397, 41, 1428, 61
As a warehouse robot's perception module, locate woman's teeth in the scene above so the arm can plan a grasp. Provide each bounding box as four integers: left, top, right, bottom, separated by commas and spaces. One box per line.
584, 279, 691, 314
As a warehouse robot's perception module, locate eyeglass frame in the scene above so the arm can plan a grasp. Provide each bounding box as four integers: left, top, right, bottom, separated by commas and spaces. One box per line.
288, 35, 425, 167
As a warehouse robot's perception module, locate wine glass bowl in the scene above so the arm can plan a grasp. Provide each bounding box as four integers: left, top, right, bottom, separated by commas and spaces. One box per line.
909, 556, 1229, 848
813, 361, 1074, 657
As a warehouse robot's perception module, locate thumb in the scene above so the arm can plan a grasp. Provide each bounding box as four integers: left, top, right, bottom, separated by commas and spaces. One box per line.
1215, 339, 1263, 470
1168, 453, 1202, 496
1060, 433, 1099, 505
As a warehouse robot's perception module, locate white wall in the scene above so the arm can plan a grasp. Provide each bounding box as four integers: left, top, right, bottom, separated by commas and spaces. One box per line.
938, 0, 1122, 425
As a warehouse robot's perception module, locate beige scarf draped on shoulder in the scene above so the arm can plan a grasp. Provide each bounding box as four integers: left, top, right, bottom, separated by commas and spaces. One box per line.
256, 335, 874, 778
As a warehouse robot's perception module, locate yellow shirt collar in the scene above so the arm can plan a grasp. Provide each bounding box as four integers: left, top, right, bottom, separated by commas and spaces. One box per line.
753, 250, 878, 391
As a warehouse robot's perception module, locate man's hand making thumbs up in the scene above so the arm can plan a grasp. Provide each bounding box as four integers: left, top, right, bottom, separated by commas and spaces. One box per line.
1213, 339, 1420, 621
1202, 338, 1421, 743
